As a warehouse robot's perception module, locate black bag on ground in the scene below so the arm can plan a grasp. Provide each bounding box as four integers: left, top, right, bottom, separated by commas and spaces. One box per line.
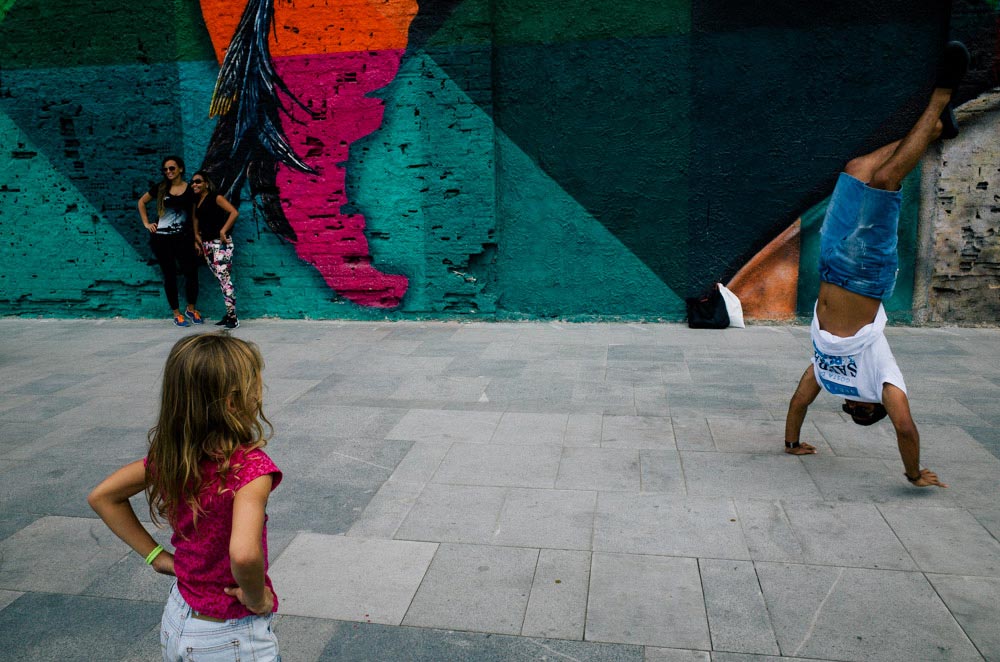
685, 284, 730, 329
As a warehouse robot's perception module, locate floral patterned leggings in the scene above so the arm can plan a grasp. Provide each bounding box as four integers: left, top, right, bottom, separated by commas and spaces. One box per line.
202, 239, 236, 316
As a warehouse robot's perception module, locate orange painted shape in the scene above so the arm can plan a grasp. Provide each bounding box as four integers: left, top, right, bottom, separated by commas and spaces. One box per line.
727, 219, 801, 321
200, 0, 418, 63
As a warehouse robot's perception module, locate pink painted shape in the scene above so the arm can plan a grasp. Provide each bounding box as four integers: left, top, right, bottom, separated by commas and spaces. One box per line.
274, 50, 409, 308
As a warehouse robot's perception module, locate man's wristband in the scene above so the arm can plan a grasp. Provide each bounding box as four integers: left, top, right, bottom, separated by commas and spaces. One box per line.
905, 469, 922, 483
145, 544, 165, 565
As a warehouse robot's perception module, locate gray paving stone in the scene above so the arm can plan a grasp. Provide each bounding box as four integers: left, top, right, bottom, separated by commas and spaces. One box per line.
0, 589, 21, 612
925, 460, 1000, 510
926, 574, 1000, 661
391, 375, 491, 402
81, 524, 175, 602
700, 559, 779, 655
444, 357, 527, 378
82, 553, 176, 603
736, 500, 916, 570
272, 615, 344, 662
0, 593, 162, 662
608, 346, 683, 362
687, 360, 779, 386
269, 533, 437, 624
0, 516, 128, 593
878, 504, 1000, 576
565, 413, 604, 447
278, 404, 407, 440
347, 480, 425, 539
433, 443, 561, 488
971, 507, 1000, 540
386, 441, 453, 483
387, 408, 502, 444
681, 452, 821, 500
814, 420, 995, 464
572, 381, 635, 410
494, 488, 597, 550
708, 419, 831, 455
665, 385, 764, 412
755, 562, 981, 661
643, 648, 710, 662
521, 549, 591, 640
317, 620, 644, 661
262, 377, 325, 407
266, 477, 379, 534
709, 654, 834, 662
671, 417, 716, 451
306, 437, 413, 486
556, 447, 641, 492
4, 320, 1000, 659
605, 362, 673, 384
0, 394, 93, 424
395, 483, 507, 544
963, 424, 1000, 461
593, 494, 749, 559
0, 513, 37, 543
903, 395, 988, 427
634, 384, 671, 416
402, 543, 538, 634
639, 450, 686, 494
586, 552, 710, 649
493, 412, 569, 445
602, 415, 675, 449
800, 456, 955, 504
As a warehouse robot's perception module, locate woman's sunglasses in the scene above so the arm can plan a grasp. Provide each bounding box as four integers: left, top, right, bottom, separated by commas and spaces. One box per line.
162, 166, 178, 173
191, 179, 204, 184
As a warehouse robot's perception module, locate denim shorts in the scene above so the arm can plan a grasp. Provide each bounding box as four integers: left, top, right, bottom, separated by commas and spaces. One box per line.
818, 172, 902, 300
160, 583, 280, 662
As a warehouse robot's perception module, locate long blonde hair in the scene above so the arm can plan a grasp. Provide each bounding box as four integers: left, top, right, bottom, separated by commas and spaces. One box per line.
146, 333, 272, 527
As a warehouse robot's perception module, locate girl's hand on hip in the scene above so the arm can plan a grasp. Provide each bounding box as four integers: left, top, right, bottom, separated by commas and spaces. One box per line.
151, 550, 176, 576
220, 232, 230, 244
224, 585, 275, 615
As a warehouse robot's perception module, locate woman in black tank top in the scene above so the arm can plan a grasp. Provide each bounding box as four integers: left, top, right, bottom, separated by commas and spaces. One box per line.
192, 171, 241, 328
137, 156, 202, 327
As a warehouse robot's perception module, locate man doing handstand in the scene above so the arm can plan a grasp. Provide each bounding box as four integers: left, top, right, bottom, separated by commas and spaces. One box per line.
783, 42, 969, 488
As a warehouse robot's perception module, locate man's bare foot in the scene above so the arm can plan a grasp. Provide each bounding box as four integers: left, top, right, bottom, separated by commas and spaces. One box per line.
906, 468, 947, 488
784, 441, 817, 455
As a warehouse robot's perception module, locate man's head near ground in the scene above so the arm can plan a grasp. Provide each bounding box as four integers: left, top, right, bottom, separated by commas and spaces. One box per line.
842, 400, 888, 426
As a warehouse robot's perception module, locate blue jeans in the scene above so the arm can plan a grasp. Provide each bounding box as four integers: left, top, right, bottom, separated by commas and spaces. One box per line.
160, 583, 280, 662
818, 172, 903, 300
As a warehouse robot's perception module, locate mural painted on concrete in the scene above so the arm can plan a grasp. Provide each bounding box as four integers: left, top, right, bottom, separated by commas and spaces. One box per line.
0, 0, 998, 320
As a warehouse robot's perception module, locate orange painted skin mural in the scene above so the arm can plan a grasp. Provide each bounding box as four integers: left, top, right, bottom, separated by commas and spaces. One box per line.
728, 219, 801, 320
200, 0, 418, 308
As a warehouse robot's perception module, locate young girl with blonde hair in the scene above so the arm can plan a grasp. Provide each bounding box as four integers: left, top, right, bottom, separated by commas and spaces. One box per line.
89, 333, 282, 661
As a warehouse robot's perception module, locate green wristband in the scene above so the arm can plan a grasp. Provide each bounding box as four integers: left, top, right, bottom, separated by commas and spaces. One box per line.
145, 544, 165, 565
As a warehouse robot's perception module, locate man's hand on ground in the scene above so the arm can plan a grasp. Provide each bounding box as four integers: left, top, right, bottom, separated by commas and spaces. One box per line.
909, 468, 947, 488
784, 441, 817, 455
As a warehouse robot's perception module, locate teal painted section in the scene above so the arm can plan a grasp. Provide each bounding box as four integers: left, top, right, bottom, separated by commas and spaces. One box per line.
493, 132, 686, 319
347, 50, 498, 315
797, 168, 921, 321
0, 110, 165, 313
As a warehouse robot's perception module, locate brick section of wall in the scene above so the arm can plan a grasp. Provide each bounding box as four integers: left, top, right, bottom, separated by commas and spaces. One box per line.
926, 92, 1000, 323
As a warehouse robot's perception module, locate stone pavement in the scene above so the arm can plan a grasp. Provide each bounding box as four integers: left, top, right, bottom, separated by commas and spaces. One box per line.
1, 318, 999, 662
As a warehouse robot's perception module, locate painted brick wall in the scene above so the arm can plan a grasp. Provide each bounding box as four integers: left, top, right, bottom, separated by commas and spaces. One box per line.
2, 0, 999, 323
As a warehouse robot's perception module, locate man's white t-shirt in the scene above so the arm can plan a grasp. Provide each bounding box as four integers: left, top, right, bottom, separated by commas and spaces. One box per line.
810, 302, 906, 403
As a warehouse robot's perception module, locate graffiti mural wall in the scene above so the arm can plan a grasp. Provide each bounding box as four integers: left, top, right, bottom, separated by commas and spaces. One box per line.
1, 0, 998, 321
